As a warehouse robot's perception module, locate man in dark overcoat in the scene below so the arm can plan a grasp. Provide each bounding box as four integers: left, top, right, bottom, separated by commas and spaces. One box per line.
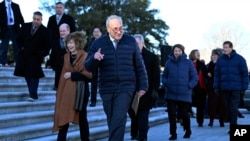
128, 34, 160, 141
47, 2, 76, 41
49, 23, 70, 90
14, 11, 51, 101
0, 0, 24, 65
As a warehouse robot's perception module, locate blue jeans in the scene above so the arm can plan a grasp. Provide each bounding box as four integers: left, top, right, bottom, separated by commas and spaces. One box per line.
223, 90, 240, 125
0, 28, 19, 64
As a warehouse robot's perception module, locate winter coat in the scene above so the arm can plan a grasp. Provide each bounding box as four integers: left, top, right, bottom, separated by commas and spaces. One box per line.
14, 22, 50, 78
207, 61, 216, 92
52, 50, 92, 132
162, 53, 198, 103
193, 60, 208, 89
138, 47, 160, 110
0, 1, 24, 38
49, 38, 67, 71
84, 33, 148, 94
214, 50, 249, 91
47, 13, 76, 40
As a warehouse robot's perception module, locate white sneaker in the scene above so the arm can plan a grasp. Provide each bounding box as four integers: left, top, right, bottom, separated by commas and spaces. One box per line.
28, 97, 37, 102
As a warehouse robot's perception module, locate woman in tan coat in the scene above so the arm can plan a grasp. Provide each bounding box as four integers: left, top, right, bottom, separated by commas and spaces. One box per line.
52, 31, 92, 141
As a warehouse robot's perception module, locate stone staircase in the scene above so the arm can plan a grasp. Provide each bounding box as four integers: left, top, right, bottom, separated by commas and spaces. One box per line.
0, 67, 168, 141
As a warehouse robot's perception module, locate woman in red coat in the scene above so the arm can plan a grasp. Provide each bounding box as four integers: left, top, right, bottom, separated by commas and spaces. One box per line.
189, 49, 208, 127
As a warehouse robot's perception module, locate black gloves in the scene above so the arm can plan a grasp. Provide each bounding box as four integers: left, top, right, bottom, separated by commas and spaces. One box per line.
151, 90, 159, 102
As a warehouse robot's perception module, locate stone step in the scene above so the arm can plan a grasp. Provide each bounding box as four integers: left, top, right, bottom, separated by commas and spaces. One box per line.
0, 105, 163, 129
0, 97, 103, 114
0, 75, 54, 83
25, 109, 168, 141
0, 108, 167, 141
0, 121, 74, 141
0, 82, 54, 92
0, 90, 102, 103
0, 67, 55, 77
0, 110, 54, 129
0, 108, 106, 128
146, 107, 167, 117
0, 100, 55, 114
0, 91, 56, 103
0, 67, 168, 141
0, 80, 93, 93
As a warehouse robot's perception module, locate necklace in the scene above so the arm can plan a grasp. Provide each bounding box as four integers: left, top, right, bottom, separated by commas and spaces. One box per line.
71, 54, 76, 59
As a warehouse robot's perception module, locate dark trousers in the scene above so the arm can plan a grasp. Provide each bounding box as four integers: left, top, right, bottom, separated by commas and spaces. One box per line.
25, 77, 39, 99
128, 107, 150, 139
167, 100, 191, 136
193, 87, 207, 125
207, 90, 226, 124
54, 68, 62, 89
57, 92, 90, 141
0, 28, 19, 64
223, 90, 240, 125
90, 74, 98, 103
101, 91, 133, 141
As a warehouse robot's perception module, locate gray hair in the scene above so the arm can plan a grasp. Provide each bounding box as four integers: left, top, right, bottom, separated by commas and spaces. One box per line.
133, 34, 144, 42
106, 15, 123, 27
59, 23, 70, 31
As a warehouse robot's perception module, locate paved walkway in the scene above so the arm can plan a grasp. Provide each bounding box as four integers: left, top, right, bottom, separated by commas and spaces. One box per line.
98, 109, 250, 141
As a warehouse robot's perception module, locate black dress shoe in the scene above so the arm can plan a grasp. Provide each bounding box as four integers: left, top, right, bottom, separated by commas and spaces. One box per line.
208, 123, 213, 127
220, 122, 224, 127
89, 102, 96, 107
169, 134, 177, 140
183, 130, 191, 138
131, 136, 138, 140
238, 113, 245, 118
138, 137, 147, 141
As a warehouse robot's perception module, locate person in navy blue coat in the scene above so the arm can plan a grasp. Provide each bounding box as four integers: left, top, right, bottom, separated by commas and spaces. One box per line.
84, 15, 148, 141
214, 41, 249, 133
162, 44, 198, 140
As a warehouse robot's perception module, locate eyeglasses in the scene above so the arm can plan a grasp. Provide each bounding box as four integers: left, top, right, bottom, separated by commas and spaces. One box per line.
109, 26, 123, 33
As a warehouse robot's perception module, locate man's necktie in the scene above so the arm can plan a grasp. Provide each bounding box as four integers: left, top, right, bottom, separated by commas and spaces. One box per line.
60, 38, 64, 48
56, 15, 60, 24
31, 26, 36, 35
113, 40, 118, 49
8, 3, 13, 24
